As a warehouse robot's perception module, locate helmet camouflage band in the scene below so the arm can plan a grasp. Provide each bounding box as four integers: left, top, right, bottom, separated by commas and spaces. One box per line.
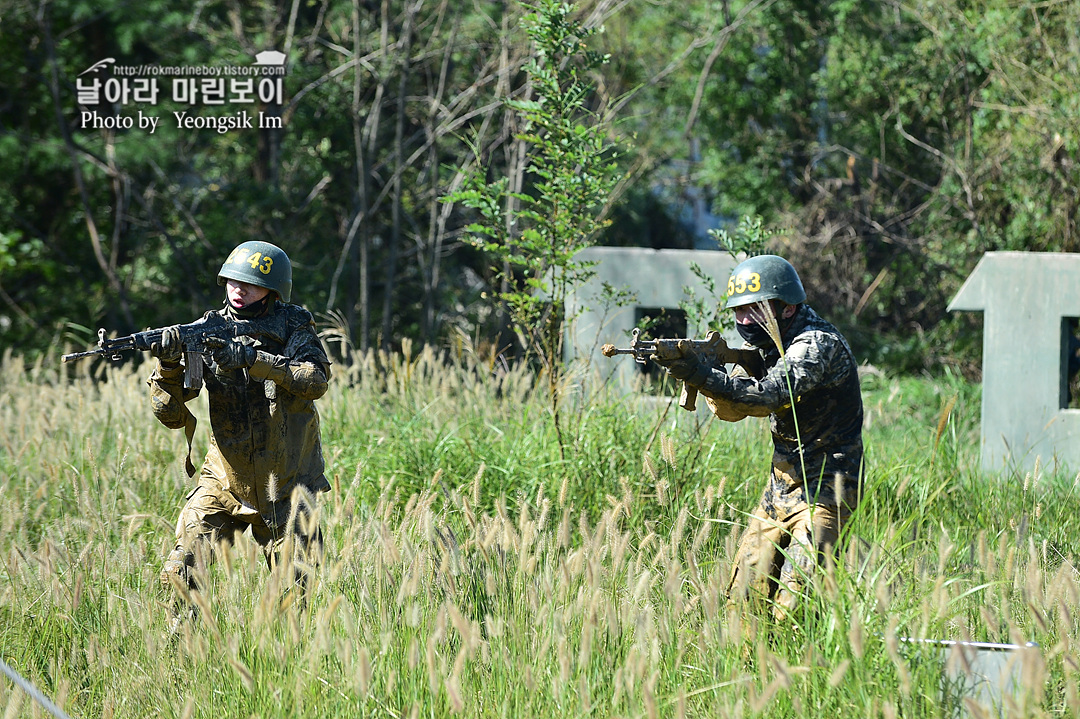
217, 241, 293, 303
724, 254, 806, 309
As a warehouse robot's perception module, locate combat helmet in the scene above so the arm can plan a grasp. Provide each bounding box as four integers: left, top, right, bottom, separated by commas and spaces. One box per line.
217, 241, 292, 302
725, 254, 805, 309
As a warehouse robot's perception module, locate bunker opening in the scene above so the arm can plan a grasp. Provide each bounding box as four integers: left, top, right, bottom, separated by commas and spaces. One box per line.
1064, 317, 1080, 409
633, 307, 687, 395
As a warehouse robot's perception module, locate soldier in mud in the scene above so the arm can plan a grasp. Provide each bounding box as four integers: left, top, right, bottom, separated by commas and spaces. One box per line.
149, 241, 332, 623
652, 255, 863, 620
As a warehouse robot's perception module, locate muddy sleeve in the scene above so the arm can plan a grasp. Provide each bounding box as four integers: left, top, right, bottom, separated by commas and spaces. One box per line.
247, 307, 331, 399
697, 334, 836, 417
698, 363, 754, 421
246, 308, 331, 399
248, 353, 329, 399
147, 361, 199, 429
704, 394, 751, 422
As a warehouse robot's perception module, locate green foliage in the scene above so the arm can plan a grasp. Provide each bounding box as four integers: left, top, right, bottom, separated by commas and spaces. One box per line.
5, 0, 1080, 376
447, 0, 621, 370
1, 0, 533, 358
709, 214, 781, 258
443, 0, 626, 461
675, 0, 1080, 370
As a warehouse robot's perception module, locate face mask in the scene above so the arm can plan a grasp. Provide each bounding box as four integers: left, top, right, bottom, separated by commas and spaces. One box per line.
736, 321, 775, 348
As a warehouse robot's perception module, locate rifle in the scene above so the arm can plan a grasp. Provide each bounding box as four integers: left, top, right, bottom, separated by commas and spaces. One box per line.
601, 327, 762, 411
62, 312, 284, 390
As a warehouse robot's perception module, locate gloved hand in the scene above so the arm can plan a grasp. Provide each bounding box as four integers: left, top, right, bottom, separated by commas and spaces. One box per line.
662, 351, 705, 382
150, 325, 183, 364
204, 336, 257, 372
652, 339, 713, 387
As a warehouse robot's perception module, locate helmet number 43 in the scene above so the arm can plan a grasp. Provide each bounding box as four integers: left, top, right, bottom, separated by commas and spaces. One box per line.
226, 247, 274, 275
728, 271, 761, 296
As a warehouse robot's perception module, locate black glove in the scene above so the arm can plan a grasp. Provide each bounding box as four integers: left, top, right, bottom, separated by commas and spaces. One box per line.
663, 352, 705, 382
204, 337, 257, 372
650, 339, 696, 374
651, 339, 716, 388
150, 325, 183, 364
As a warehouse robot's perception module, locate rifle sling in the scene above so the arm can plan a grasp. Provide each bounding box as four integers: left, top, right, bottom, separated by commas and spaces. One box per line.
183, 411, 197, 478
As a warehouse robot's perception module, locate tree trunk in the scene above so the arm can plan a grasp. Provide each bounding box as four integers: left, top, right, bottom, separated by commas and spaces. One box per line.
380, 0, 417, 349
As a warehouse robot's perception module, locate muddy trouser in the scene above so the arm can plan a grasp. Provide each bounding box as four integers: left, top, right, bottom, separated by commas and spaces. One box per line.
161, 479, 323, 596
726, 501, 848, 620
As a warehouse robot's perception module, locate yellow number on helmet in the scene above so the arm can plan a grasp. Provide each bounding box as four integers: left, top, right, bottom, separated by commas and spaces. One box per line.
225, 247, 242, 265
727, 278, 736, 295
247, 252, 263, 270
260, 256, 274, 274
734, 273, 748, 294
747, 272, 761, 292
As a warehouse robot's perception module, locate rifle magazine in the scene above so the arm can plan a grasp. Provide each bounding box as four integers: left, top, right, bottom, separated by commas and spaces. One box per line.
183, 352, 205, 391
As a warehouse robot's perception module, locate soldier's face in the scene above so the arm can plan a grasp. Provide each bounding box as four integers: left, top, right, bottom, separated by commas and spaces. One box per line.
734, 306, 758, 326
226, 279, 271, 309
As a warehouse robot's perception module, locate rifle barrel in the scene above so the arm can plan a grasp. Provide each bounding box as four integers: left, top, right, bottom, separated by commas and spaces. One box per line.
61, 349, 103, 362
601, 344, 646, 358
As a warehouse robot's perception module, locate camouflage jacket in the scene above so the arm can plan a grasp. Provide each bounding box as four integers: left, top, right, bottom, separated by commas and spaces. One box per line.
700, 305, 864, 519
148, 303, 332, 524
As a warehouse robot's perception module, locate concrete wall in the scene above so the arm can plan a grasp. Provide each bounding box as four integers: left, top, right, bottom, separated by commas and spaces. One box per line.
949, 252, 1080, 474
565, 247, 740, 396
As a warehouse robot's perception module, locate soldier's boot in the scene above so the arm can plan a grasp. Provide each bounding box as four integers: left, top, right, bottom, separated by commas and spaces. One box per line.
160, 546, 197, 592
160, 546, 198, 634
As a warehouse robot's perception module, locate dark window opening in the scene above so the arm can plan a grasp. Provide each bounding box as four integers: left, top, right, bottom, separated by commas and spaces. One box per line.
1065, 318, 1080, 409
633, 307, 687, 395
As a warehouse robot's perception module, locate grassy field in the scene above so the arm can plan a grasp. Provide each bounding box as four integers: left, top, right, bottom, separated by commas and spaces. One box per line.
1, 343, 1079, 718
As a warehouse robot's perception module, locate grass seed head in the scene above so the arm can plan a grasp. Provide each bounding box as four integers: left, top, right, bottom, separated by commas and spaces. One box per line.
848, 611, 864, 659
408, 636, 420, 670
425, 636, 439, 696
472, 463, 485, 506
655, 478, 668, 506
538, 497, 552, 532
267, 472, 280, 503
660, 434, 676, 470
618, 476, 634, 513
228, 654, 255, 692
357, 646, 373, 695
829, 659, 850, 687
749, 300, 785, 356
446, 670, 465, 713
643, 452, 658, 484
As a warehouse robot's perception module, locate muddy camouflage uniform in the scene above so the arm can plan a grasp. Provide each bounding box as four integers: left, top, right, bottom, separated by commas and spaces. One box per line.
699, 305, 864, 618
151, 302, 331, 592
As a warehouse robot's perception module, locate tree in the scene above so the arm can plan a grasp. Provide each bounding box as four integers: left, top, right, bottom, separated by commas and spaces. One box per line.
446, 0, 622, 458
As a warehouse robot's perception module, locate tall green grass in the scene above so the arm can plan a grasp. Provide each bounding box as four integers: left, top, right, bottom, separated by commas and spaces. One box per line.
1, 345, 1078, 718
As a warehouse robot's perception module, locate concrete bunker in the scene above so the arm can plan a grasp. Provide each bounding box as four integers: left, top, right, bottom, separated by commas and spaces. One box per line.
949, 251, 1080, 473
565, 247, 739, 398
